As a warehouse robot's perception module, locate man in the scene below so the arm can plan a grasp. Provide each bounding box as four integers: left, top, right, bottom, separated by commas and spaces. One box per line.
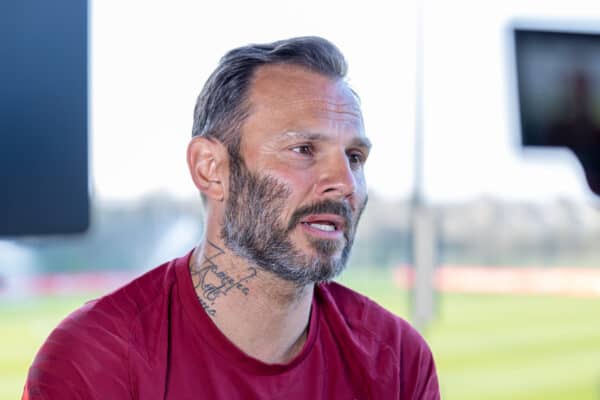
24, 36, 440, 399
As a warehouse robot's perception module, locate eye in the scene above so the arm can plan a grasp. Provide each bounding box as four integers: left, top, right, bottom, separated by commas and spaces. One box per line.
347, 151, 366, 167
291, 144, 314, 156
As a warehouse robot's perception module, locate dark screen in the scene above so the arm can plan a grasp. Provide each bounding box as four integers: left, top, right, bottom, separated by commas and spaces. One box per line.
514, 28, 600, 195
0, 1, 89, 235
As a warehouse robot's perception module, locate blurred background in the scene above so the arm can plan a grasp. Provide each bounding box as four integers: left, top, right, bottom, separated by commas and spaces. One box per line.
2, 1, 600, 399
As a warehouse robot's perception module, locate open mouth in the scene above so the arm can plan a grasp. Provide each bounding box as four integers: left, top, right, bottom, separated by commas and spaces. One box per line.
299, 214, 346, 238
303, 221, 337, 232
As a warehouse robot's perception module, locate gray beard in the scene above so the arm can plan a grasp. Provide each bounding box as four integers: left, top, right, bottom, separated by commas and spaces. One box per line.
220, 156, 363, 287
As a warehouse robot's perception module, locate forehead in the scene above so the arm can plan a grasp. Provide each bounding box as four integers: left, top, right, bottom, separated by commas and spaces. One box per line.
244, 64, 364, 134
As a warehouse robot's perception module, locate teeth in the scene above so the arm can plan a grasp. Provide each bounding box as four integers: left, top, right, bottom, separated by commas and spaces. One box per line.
309, 223, 335, 232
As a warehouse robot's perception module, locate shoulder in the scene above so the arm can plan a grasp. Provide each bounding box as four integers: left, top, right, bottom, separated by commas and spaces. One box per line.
25, 257, 181, 399
318, 281, 440, 399
318, 280, 411, 344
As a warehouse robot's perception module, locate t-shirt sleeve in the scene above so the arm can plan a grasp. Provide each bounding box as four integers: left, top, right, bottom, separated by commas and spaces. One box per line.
23, 300, 132, 400
399, 320, 440, 400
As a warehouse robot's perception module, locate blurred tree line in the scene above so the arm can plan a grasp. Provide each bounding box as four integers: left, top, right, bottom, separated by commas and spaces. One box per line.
16, 194, 203, 273
11, 193, 600, 273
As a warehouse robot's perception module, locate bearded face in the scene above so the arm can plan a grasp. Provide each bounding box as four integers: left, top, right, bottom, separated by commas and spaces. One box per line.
220, 155, 366, 286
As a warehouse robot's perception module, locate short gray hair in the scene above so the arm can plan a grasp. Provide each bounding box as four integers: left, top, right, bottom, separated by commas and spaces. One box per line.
191, 36, 348, 156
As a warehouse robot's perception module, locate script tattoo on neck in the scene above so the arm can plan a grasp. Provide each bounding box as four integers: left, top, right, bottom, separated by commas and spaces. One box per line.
191, 241, 257, 317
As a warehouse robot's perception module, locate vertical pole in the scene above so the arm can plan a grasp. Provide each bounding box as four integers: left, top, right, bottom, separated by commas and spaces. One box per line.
411, 0, 437, 331
413, 1, 424, 204
412, 205, 437, 330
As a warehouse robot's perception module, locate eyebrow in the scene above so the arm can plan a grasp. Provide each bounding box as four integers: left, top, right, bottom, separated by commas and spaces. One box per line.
281, 131, 372, 150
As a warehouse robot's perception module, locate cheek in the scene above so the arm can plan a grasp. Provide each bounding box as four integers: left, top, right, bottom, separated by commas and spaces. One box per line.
354, 171, 368, 193
355, 170, 367, 189
270, 166, 317, 196
269, 171, 315, 219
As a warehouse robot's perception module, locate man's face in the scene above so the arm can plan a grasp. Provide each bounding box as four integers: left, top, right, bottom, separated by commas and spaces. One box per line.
221, 64, 370, 286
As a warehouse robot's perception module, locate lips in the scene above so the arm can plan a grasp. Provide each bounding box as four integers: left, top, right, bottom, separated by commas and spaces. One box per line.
286, 200, 353, 240
299, 214, 347, 237
306, 222, 336, 232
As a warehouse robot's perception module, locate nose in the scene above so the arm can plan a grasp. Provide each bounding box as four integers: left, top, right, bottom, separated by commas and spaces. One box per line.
316, 151, 357, 201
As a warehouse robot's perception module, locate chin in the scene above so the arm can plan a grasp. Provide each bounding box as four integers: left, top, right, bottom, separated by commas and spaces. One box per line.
306, 237, 345, 257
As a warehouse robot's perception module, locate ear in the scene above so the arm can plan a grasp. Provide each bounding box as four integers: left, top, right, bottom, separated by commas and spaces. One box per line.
187, 136, 228, 201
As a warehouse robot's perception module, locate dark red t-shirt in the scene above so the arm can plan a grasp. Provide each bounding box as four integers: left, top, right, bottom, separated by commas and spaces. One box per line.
24, 252, 439, 399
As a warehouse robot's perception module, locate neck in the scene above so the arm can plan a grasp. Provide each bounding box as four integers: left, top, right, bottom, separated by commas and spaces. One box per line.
189, 238, 314, 364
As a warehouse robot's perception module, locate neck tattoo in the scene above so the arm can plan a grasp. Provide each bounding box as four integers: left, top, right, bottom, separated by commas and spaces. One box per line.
191, 241, 258, 317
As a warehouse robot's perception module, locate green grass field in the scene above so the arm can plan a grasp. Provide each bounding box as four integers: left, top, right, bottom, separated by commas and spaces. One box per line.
2, 269, 600, 400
